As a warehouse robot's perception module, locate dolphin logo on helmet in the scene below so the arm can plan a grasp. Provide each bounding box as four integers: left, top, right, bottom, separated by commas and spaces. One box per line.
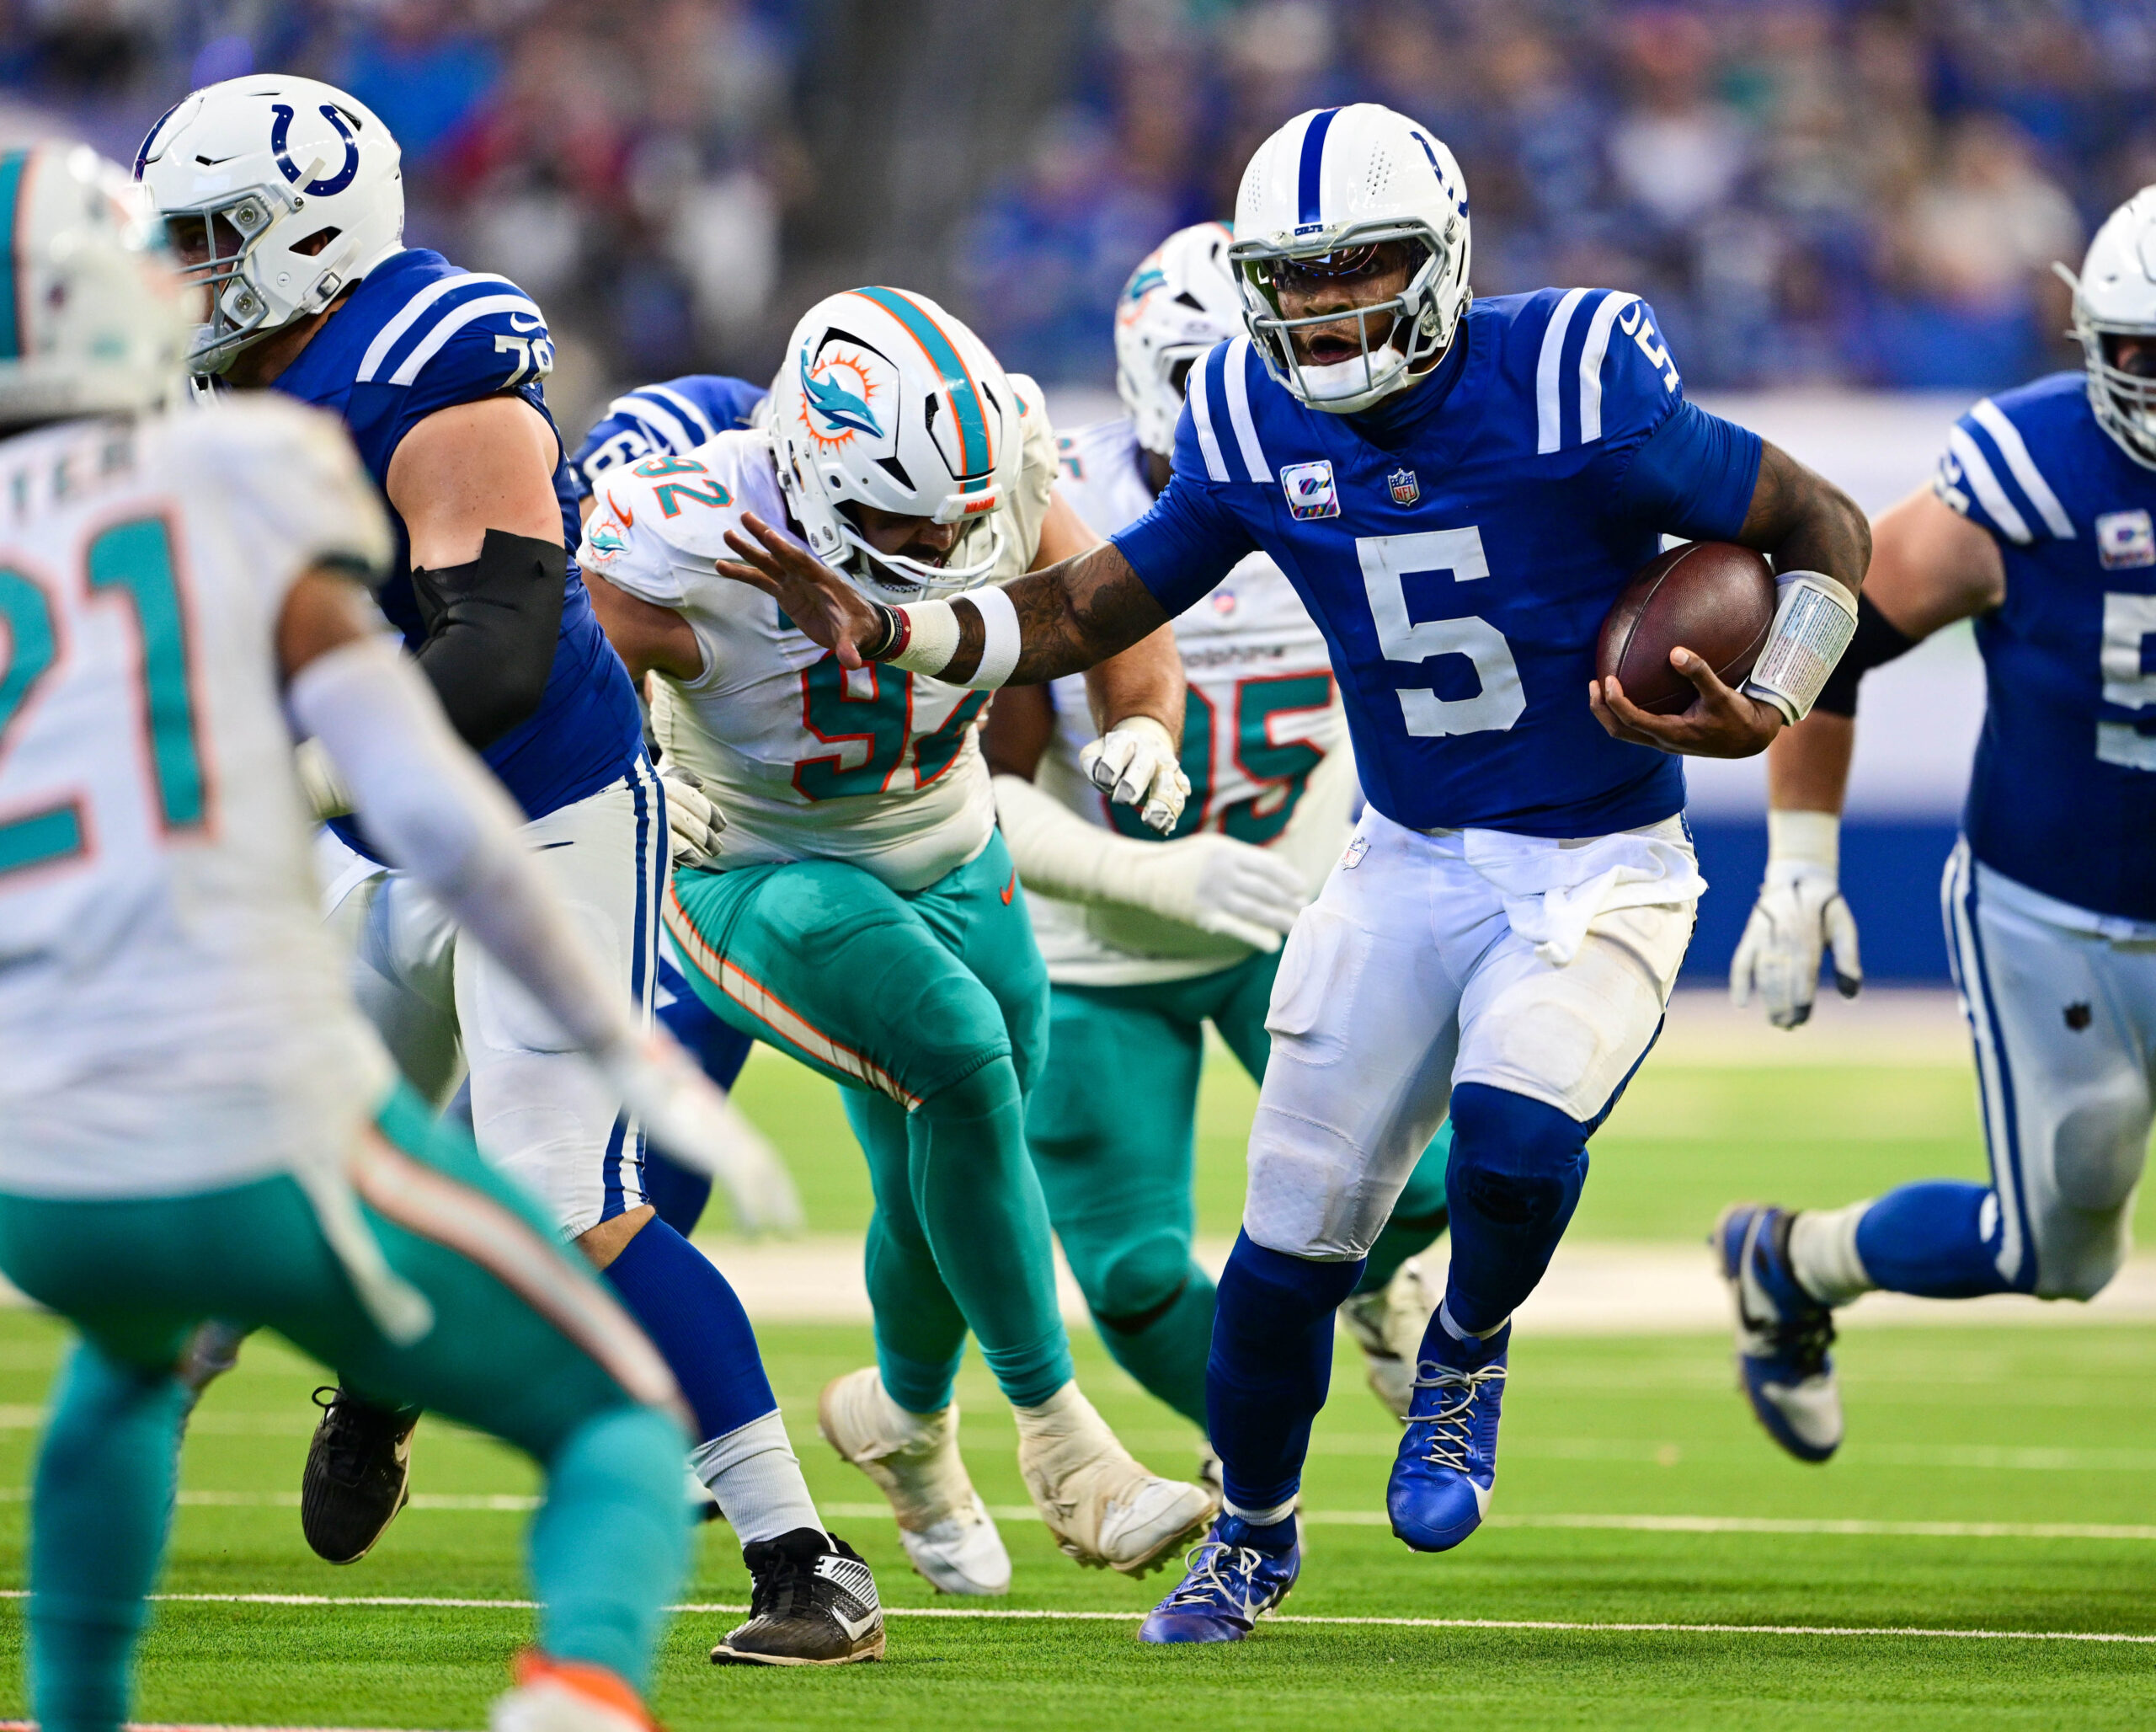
799, 342, 884, 442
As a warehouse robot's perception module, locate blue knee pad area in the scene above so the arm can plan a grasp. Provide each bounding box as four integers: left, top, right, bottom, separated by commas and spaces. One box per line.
1854, 1180, 2021, 1299
1441, 1082, 1591, 1337
600, 1217, 776, 1445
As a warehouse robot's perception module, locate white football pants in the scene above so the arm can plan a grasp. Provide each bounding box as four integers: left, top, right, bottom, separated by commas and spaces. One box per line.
1244, 807, 1696, 1261
1945, 839, 2156, 1300
318, 759, 664, 1239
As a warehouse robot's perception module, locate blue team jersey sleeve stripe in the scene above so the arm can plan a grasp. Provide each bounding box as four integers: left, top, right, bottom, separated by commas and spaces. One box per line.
642, 383, 719, 445
616, 392, 696, 454
1969, 398, 2075, 539
1187, 342, 1232, 483
1946, 422, 2033, 544
1221, 338, 1273, 482
1577, 291, 1640, 446
385, 291, 544, 387
1297, 108, 1340, 226
355, 270, 521, 382
1535, 287, 1589, 453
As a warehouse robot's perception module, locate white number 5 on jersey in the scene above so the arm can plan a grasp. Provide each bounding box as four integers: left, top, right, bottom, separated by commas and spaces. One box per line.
1358, 528, 1526, 737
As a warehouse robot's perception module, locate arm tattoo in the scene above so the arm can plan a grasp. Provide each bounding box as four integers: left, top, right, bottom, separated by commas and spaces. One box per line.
940, 541, 1171, 685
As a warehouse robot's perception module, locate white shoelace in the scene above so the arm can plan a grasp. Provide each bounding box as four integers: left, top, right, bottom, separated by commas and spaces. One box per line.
1407, 1361, 1508, 1470
1162, 1540, 1271, 1618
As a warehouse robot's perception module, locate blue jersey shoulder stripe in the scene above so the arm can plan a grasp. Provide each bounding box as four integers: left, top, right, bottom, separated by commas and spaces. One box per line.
1968, 398, 2075, 538
1534, 288, 1589, 454
1186, 339, 1232, 483
1945, 420, 2036, 545
354, 271, 533, 384
382, 291, 543, 387
1298, 107, 1340, 226
1220, 338, 1272, 482
633, 384, 720, 446
1577, 291, 1641, 446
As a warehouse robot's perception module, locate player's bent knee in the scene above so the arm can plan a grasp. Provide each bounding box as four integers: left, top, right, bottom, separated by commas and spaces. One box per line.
1086, 1228, 1194, 1324
2032, 1211, 2132, 1302
2052, 1099, 2150, 1214
1449, 1082, 1590, 1230
917, 1051, 1022, 1125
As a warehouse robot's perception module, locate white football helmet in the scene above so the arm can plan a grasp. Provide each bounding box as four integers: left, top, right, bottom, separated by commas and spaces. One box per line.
132, 74, 404, 375
1230, 103, 1471, 413
0, 142, 191, 427
2061, 186, 2156, 469
1115, 221, 1241, 458
769, 286, 1025, 604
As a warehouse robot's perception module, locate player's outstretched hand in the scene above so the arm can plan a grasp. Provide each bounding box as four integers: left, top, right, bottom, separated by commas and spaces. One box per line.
1177, 833, 1306, 951
595, 1029, 748, 1177
658, 761, 725, 869
1588, 647, 1783, 758
716, 511, 884, 668
1732, 868, 1864, 1029
1081, 716, 1193, 834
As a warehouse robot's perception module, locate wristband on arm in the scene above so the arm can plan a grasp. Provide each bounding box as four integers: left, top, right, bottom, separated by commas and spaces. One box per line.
867, 586, 1023, 689
1742, 570, 1860, 725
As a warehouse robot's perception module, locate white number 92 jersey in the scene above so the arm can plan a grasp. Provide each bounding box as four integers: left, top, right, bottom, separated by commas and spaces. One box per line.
579, 384, 1059, 894
1037, 417, 1353, 985
0, 397, 397, 1197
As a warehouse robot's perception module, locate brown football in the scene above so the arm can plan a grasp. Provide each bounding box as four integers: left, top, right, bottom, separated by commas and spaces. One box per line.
1595, 541, 1777, 716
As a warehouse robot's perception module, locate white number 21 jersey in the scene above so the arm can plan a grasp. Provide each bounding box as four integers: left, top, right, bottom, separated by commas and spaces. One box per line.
0, 398, 396, 1198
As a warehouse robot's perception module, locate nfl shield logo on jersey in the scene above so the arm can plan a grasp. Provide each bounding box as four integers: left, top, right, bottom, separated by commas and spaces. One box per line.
1281, 460, 1340, 521
2098, 510, 2156, 569
1389, 468, 1420, 505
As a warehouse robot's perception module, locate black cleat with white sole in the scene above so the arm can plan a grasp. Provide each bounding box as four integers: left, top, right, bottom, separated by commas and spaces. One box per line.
712, 1528, 884, 1665
301, 1385, 419, 1564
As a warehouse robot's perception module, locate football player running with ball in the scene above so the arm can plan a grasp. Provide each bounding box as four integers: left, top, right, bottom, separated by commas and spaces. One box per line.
1720, 189, 2156, 1462
985, 222, 1454, 1434
135, 79, 868, 1665
0, 142, 756, 1732
579, 287, 1215, 1596
714, 104, 1869, 1642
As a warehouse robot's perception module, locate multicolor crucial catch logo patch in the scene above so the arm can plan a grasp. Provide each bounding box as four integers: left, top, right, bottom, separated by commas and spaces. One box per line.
1281, 460, 1339, 520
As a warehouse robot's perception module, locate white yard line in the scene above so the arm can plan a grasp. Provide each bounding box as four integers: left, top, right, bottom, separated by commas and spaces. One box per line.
1, 1589, 2146, 1647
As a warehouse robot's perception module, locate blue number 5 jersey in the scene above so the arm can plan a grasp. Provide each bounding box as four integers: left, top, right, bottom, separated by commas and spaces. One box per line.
269, 248, 643, 825
1113, 289, 1762, 837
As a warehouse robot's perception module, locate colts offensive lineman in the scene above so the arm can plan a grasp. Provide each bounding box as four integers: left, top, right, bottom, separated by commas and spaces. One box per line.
135, 79, 863, 1665
579, 286, 1215, 1596
1720, 189, 2156, 1461
715, 104, 1867, 1641
0, 141, 761, 1732
985, 222, 1454, 1433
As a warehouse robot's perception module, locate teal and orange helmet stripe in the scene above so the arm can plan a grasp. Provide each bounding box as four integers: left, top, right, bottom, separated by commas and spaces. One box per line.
0, 148, 33, 364
848, 286, 996, 492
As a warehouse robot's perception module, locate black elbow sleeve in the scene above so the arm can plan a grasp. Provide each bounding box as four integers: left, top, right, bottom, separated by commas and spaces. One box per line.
410, 529, 566, 749
1812, 591, 1919, 719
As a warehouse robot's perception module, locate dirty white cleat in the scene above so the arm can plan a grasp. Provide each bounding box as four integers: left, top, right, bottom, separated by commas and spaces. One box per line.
818, 1366, 1010, 1596
1340, 1257, 1441, 1421
1014, 1382, 1218, 1577
491, 1653, 654, 1732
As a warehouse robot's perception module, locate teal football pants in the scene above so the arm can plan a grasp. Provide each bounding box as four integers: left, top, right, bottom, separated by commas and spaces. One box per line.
0, 1088, 688, 1732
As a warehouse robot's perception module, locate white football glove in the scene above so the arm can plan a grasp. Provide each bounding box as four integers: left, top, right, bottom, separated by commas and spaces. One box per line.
1730, 810, 1862, 1029
659, 762, 725, 868
1150, 832, 1306, 952
293, 737, 354, 821
1080, 715, 1191, 836
595, 1030, 750, 1179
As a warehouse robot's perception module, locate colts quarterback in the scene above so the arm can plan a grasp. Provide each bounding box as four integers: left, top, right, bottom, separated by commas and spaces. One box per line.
1719, 187, 2156, 1463
134, 78, 871, 1666
985, 220, 1454, 1432
716, 103, 1869, 1642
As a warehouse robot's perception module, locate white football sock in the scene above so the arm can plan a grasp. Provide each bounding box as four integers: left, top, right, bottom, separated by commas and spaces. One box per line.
1787, 1202, 1876, 1307
690, 1409, 825, 1546
1223, 1495, 1297, 1529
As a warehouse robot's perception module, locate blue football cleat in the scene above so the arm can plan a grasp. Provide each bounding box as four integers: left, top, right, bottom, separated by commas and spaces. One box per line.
1137, 1515, 1300, 1644
1387, 1323, 1508, 1552
1716, 1203, 1842, 1463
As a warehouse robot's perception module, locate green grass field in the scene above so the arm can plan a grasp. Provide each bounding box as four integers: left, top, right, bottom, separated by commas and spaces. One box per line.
5, 1038, 2155, 1729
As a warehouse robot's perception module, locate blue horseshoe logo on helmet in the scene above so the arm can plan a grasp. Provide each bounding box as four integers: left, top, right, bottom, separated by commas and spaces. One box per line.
269, 103, 360, 197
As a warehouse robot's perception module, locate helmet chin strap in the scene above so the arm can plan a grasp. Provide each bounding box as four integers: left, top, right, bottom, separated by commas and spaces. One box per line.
1295, 340, 1409, 404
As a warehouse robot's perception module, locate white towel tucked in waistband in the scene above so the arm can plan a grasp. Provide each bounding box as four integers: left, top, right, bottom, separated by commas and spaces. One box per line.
1462, 821, 1706, 969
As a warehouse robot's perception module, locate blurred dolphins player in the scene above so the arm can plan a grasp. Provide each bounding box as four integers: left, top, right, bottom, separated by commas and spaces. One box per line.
1720, 189, 2156, 1462
0, 140, 783, 1731
983, 222, 1453, 1432
579, 286, 1215, 1595
712, 104, 1868, 1641
135, 78, 872, 1665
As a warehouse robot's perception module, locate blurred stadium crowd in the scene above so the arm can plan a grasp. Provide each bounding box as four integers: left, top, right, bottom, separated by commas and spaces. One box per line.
4, 0, 2154, 405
